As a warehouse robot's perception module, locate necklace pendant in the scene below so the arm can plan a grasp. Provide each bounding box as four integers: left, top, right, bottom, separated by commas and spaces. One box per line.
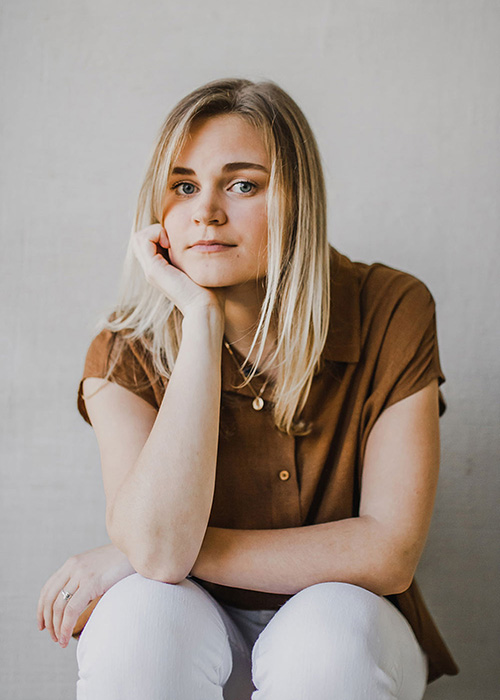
252, 396, 265, 411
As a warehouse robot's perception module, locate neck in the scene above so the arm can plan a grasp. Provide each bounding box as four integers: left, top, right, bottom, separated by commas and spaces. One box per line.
221, 279, 277, 370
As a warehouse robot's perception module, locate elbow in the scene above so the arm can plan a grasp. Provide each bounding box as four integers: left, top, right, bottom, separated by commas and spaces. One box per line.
369, 522, 419, 595
395, 562, 417, 594
105, 507, 196, 584
384, 573, 413, 596
380, 557, 416, 596
131, 553, 190, 585
106, 514, 185, 584
115, 544, 188, 585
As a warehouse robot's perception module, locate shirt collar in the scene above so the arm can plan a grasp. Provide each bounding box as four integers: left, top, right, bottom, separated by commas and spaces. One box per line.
221, 244, 361, 396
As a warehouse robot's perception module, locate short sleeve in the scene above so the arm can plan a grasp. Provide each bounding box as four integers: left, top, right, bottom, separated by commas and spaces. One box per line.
373, 276, 447, 417
77, 328, 163, 426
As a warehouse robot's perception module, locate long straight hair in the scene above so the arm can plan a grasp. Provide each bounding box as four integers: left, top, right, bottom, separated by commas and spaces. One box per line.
98, 77, 330, 435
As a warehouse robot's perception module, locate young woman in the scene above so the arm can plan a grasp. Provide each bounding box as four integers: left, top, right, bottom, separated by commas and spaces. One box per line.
37, 77, 459, 699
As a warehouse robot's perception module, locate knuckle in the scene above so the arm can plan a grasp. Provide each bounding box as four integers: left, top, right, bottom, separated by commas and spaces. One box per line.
74, 560, 87, 574
85, 572, 97, 585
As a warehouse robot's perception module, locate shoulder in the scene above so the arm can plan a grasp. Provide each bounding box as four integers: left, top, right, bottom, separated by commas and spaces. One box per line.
325, 247, 438, 364
343, 253, 437, 340
84, 323, 157, 368
357, 260, 435, 317
353, 261, 437, 366
356, 262, 445, 414
78, 324, 163, 425
330, 246, 434, 305
327, 246, 446, 416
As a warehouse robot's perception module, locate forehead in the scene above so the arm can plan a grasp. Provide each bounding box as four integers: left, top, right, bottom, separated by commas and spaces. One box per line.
175, 114, 269, 165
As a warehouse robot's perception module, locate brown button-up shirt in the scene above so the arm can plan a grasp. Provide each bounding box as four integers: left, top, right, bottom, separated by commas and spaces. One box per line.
77, 245, 459, 683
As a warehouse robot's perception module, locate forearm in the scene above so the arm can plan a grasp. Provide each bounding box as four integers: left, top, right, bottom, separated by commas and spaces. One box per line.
190, 517, 409, 597
109, 306, 224, 581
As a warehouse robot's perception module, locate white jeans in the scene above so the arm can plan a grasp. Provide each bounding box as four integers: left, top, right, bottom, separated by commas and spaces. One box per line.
76, 574, 428, 699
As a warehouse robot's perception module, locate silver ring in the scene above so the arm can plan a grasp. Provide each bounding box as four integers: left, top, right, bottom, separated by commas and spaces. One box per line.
60, 589, 73, 601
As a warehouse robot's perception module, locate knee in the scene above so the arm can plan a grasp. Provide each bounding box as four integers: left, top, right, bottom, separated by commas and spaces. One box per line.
251, 583, 424, 699
77, 574, 228, 669
253, 582, 384, 665
81, 574, 198, 637
76, 575, 235, 697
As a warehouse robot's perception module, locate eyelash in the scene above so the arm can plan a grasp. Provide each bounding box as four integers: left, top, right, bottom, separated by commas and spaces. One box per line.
171, 180, 257, 197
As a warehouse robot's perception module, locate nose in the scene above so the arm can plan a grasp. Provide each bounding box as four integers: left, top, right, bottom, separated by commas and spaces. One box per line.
192, 188, 227, 226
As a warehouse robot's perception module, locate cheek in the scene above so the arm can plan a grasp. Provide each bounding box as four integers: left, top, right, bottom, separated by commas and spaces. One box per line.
234, 202, 268, 244
161, 213, 188, 268
163, 206, 185, 234
253, 211, 269, 252
163, 209, 187, 245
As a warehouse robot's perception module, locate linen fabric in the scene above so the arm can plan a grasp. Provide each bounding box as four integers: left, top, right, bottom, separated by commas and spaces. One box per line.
76, 245, 459, 684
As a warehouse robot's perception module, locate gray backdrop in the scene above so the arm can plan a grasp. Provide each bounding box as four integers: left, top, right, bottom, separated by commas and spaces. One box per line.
1, 1, 498, 698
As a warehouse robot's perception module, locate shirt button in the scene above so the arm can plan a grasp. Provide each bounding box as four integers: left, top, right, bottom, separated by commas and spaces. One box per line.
279, 470, 290, 481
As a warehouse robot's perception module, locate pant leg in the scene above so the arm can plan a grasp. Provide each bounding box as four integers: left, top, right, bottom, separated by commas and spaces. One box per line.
250, 582, 428, 700
76, 573, 254, 700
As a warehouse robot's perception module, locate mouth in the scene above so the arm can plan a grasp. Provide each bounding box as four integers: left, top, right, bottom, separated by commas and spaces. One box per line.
190, 240, 236, 252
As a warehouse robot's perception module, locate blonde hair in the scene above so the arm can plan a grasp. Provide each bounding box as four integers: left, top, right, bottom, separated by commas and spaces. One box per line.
98, 77, 330, 435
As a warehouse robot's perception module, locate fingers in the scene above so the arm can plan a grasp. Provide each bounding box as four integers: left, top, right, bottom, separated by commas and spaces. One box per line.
132, 227, 158, 269
57, 585, 94, 648
38, 572, 92, 648
52, 577, 79, 643
134, 225, 171, 264
37, 566, 71, 640
37, 544, 133, 649
134, 224, 167, 258
159, 226, 170, 249
131, 223, 222, 316
37, 557, 89, 646
132, 225, 171, 284
132, 225, 182, 298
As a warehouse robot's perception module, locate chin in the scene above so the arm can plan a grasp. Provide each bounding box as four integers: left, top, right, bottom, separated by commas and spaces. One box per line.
181, 260, 255, 289
189, 271, 246, 288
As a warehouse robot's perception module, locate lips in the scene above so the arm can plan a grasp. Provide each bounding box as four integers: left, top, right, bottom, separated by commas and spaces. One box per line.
190, 240, 236, 253
191, 239, 235, 247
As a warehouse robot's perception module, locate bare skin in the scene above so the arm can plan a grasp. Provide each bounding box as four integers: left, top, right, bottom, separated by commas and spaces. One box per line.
37, 113, 279, 645
37, 114, 441, 651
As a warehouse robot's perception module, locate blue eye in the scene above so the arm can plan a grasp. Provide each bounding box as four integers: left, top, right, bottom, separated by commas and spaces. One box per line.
173, 182, 196, 196
231, 180, 255, 194
171, 180, 257, 197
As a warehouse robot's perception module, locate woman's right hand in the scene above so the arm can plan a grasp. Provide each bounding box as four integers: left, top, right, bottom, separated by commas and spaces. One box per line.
37, 543, 136, 648
132, 224, 226, 318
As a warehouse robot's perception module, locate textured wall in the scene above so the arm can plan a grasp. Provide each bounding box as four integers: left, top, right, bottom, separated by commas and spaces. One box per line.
1, 1, 498, 697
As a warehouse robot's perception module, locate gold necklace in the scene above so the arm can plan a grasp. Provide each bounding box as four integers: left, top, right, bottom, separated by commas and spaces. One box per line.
223, 338, 273, 411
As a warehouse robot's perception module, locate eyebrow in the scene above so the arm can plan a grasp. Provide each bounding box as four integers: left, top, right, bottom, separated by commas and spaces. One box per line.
170, 162, 269, 176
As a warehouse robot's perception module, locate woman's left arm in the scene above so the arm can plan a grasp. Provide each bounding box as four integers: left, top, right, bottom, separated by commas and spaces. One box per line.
191, 378, 440, 597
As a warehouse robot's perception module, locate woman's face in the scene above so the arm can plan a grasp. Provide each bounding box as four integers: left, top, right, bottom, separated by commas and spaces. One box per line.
162, 113, 270, 289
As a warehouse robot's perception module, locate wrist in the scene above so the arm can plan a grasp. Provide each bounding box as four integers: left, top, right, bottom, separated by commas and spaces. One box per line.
182, 305, 225, 336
